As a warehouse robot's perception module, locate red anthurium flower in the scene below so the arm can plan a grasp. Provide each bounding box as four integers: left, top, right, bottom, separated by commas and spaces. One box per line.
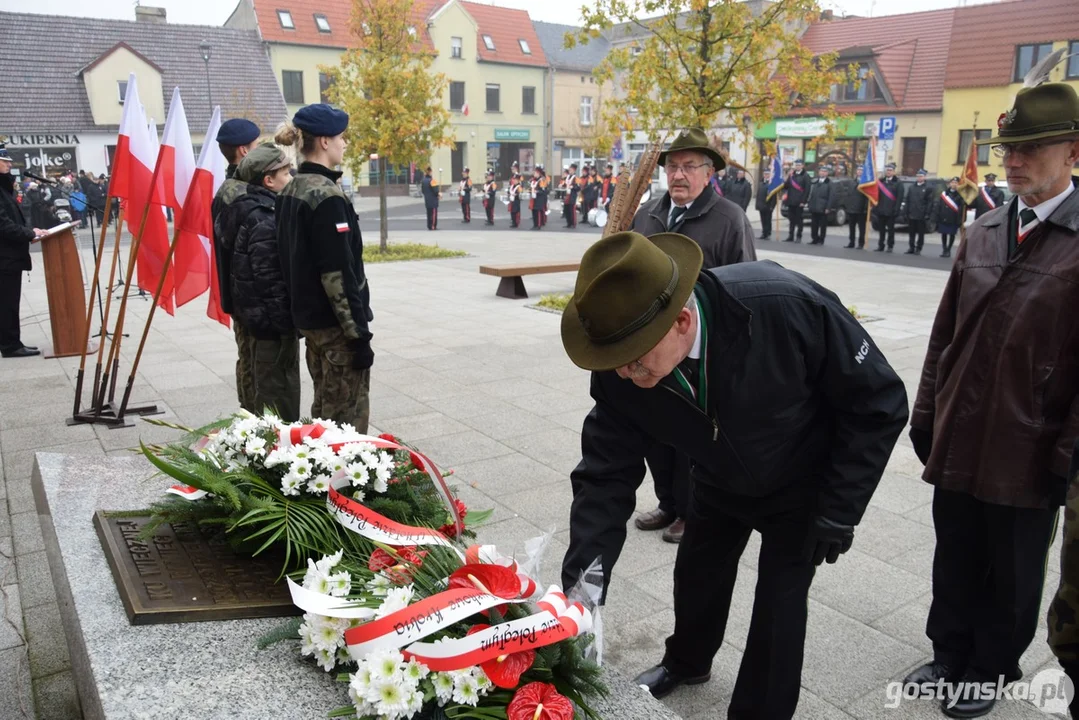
448, 563, 521, 599
507, 682, 574, 720
368, 547, 427, 585
377, 433, 398, 443
466, 624, 536, 689
438, 498, 469, 538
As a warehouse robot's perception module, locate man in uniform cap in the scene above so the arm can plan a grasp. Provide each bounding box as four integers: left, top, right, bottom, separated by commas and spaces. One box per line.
560, 231, 907, 717
458, 167, 473, 223
904, 169, 934, 255
907, 78, 1079, 718
0, 143, 45, 358
421, 166, 440, 230
974, 172, 1006, 219
782, 159, 810, 242
875, 162, 901, 252
807, 164, 832, 245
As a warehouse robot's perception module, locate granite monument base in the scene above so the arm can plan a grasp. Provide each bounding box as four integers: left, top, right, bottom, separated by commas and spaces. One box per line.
33, 452, 684, 720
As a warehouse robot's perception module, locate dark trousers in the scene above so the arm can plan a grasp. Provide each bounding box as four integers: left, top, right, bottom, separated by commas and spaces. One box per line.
646, 444, 690, 518
810, 212, 828, 244
878, 215, 895, 249
786, 206, 803, 240
664, 482, 816, 719
758, 209, 772, 238
848, 214, 866, 247
461, 198, 471, 222
927, 487, 1057, 679
485, 197, 495, 223
426, 206, 438, 230
510, 202, 521, 228
565, 202, 577, 228
940, 233, 957, 255
908, 219, 926, 252
0, 270, 23, 354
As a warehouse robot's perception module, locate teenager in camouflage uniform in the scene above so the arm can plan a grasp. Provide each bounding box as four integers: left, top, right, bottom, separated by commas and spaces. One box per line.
216, 144, 300, 421
275, 104, 373, 432
211, 118, 262, 411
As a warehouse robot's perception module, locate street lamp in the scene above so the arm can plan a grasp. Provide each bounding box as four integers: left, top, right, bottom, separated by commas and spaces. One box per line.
199, 40, 213, 118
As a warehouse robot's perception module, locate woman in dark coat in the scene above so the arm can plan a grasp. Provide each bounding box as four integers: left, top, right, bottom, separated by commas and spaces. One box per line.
935, 176, 965, 258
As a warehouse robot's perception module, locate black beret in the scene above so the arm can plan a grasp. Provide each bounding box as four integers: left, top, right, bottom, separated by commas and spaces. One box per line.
217, 118, 261, 146
293, 104, 349, 137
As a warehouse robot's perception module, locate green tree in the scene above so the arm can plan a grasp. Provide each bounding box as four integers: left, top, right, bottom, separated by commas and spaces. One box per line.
324, 0, 453, 250
570, 0, 854, 155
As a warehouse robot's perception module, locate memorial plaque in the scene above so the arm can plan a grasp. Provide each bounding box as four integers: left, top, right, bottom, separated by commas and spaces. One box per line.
93, 510, 303, 625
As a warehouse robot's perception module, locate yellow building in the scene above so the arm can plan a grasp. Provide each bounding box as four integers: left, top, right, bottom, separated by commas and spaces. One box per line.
937, 0, 1079, 179
225, 0, 548, 192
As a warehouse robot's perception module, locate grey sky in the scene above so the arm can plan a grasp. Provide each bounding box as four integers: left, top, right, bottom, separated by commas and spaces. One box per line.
20, 0, 1001, 29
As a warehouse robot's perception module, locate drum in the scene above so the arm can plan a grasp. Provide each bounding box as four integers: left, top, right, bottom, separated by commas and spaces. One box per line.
596, 209, 609, 228
520, 191, 532, 200
587, 208, 600, 226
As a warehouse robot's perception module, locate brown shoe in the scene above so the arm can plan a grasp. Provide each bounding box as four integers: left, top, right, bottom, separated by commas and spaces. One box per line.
635, 508, 676, 531
662, 518, 685, 543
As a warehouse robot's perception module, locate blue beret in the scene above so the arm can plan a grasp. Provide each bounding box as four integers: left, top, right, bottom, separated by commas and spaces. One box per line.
885, 162, 897, 170
0, 143, 12, 162
217, 118, 261, 146
793, 158, 804, 164
293, 104, 349, 137
916, 168, 927, 176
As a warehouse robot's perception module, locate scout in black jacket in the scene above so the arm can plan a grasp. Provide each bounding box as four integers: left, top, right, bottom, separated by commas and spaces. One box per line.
216, 144, 300, 421
560, 232, 908, 719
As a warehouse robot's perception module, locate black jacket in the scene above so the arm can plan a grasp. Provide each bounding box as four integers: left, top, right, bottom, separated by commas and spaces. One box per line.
906, 182, 934, 222
218, 184, 293, 338
848, 187, 869, 215
755, 181, 777, 213
563, 261, 909, 590
876, 176, 901, 217
276, 162, 372, 339
783, 171, 810, 207
726, 178, 752, 211
935, 188, 965, 227
0, 173, 33, 273
421, 174, 439, 209
631, 189, 757, 269
211, 165, 248, 315
974, 184, 1006, 218
807, 178, 832, 214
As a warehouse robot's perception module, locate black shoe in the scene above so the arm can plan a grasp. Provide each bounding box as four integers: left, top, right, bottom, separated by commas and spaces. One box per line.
904, 661, 961, 687
887, 247, 893, 253
941, 670, 1015, 719
784, 237, 794, 242
942, 250, 951, 258
2, 347, 40, 358
845, 243, 855, 248
634, 665, 711, 700
874, 246, 884, 252
905, 248, 916, 254
21, 345, 38, 351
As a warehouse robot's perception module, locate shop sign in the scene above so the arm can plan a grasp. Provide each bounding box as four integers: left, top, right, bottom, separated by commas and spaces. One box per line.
8, 146, 78, 175
494, 129, 530, 141
3, 133, 81, 146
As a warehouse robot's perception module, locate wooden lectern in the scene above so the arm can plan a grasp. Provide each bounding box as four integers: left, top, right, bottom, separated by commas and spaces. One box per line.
32, 222, 91, 359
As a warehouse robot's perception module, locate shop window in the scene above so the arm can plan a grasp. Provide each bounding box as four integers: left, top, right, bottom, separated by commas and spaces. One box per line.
958, 129, 992, 165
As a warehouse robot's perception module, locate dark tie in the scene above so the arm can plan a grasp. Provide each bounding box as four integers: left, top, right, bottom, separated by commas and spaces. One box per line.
1018, 208, 1037, 243
669, 205, 687, 230
679, 356, 699, 392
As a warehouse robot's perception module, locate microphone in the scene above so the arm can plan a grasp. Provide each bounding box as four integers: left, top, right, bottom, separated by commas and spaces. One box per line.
23, 170, 56, 185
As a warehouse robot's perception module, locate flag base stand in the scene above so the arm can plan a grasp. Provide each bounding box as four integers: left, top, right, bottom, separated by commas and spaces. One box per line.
67, 401, 164, 429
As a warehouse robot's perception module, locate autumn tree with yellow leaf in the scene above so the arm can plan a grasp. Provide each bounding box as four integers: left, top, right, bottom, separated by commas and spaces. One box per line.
570, 0, 853, 155
324, 0, 453, 250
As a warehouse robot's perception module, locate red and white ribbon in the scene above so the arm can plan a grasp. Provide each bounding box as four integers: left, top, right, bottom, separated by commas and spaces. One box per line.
166, 484, 208, 500
941, 192, 959, 212
286, 578, 378, 620
401, 587, 594, 671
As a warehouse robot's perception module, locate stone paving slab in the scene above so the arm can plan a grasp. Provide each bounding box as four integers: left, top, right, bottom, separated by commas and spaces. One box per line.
0, 226, 1071, 718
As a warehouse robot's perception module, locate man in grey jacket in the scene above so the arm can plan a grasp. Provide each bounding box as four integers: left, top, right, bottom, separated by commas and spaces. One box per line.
629, 127, 757, 542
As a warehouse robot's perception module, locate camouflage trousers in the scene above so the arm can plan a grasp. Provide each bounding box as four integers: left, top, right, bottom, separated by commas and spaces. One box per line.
301, 327, 371, 432
233, 322, 301, 421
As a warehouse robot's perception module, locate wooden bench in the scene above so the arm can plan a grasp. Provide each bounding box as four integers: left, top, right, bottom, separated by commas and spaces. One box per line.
479, 261, 581, 299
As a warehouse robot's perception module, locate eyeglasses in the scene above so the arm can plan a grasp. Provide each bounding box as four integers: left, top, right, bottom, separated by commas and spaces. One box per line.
664, 163, 710, 176
991, 138, 1075, 159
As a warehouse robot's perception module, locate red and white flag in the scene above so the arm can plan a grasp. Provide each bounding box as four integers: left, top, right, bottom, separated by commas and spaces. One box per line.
462, 101, 469, 117
176, 107, 230, 327
156, 88, 207, 307
111, 73, 175, 315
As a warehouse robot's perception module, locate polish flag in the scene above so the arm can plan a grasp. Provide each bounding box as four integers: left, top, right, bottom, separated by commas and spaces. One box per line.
156, 88, 206, 307
462, 101, 469, 117
177, 107, 230, 327
110, 73, 174, 314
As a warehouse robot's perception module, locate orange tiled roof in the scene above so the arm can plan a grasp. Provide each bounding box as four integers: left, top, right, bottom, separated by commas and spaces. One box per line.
799, 7, 956, 111
251, 0, 444, 50
944, 0, 1079, 89
459, 1, 547, 68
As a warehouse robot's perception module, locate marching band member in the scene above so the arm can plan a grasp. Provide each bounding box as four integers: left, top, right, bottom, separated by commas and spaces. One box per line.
483, 169, 497, 225
508, 174, 522, 228
459, 167, 473, 223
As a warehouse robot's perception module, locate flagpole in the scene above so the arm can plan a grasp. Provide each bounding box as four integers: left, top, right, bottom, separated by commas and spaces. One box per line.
92, 205, 125, 412
95, 159, 169, 414
865, 137, 875, 232
118, 225, 182, 417
72, 195, 113, 416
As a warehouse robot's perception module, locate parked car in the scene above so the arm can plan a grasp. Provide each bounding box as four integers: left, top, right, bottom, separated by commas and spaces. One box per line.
871, 177, 948, 234
780, 177, 857, 226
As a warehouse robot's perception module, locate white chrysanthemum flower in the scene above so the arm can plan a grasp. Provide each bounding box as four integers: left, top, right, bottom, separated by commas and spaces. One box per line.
349, 668, 372, 705
298, 619, 317, 657
315, 549, 344, 573
244, 436, 268, 457
312, 646, 336, 672
402, 659, 429, 683
371, 475, 389, 494
336, 645, 353, 666
376, 586, 415, 619
310, 618, 345, 653
327, 571, 351, 598
344, 462, 370, 487
406, 687, 424, 715
452, 674, 481, 706
431, 672, 455, 704
367, 676, 410, 717
306, 475, 330, 495
367, 649, 406, 681
340, 422, 357, 434
303, 559, 332, 594
289, 457, 312, 480
473, 667, 492, 691
280, 474, 303, 496
323, 452, 348, 474
264, 447, 289, 467
366, 573, 391, 597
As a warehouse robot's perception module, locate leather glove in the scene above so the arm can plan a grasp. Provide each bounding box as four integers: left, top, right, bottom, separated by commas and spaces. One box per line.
909, 427, 932, 466
346, 339, 374, 370
804, 516, 855, 566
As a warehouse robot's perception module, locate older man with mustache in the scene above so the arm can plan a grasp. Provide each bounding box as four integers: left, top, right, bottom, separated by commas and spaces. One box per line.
613, 128, 757, 545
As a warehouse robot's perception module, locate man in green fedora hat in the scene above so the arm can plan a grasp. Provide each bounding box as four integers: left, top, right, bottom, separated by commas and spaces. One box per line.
906, 79, 1079, 718
629, 127, 757, 543
560, 231, 907, 717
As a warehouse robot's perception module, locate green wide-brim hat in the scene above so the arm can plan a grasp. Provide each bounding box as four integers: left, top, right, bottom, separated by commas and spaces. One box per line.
657, 128, 726, 171
561, 231, 704, 372
976, 83, 1079, 145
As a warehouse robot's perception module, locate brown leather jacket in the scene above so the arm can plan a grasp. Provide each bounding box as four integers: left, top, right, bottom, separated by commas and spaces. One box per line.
911, 180, 1079, 509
